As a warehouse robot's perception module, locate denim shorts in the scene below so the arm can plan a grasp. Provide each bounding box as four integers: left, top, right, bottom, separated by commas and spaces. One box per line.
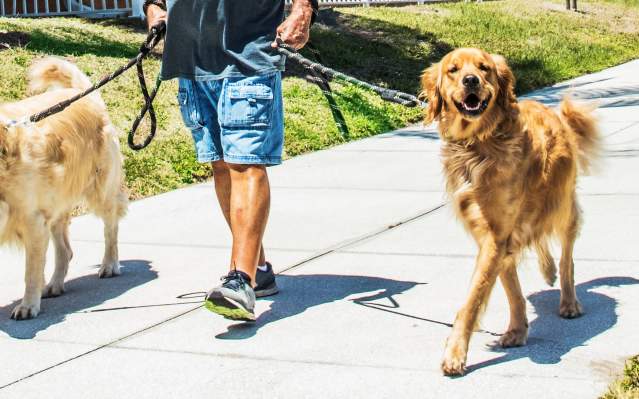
177, 73, 284, 165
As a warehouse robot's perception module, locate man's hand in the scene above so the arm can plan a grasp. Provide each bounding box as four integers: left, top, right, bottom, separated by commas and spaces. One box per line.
271, 0, 313, 50
146, 4, 167, 32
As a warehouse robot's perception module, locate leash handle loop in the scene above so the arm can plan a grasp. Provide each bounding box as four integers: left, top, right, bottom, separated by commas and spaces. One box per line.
127, 21, 166, 151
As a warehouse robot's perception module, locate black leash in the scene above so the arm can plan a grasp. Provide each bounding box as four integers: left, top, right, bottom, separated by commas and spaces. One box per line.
276, 39, 426, 109
304, 42, 350, 139
128, 45, 163, 151
12, 23, 166, 151
9, 26, 422, 152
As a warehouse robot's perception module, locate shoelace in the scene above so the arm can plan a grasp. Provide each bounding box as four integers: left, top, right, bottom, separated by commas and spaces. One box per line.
220, 269, 249, 290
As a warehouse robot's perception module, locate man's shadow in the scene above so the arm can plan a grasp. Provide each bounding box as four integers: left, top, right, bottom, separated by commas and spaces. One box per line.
0, 260, 157, 339
215, 274, 424, 340
468, 276, 639, 372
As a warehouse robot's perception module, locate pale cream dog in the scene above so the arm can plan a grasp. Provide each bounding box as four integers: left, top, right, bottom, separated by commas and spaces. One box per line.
0, 57, 128, 320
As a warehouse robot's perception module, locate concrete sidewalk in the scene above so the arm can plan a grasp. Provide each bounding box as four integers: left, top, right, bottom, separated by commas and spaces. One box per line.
1, 60, 638, 398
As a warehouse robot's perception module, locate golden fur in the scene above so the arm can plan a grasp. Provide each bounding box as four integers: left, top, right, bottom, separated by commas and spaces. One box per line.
420, 48, 600, 375
0, 57, 128, 320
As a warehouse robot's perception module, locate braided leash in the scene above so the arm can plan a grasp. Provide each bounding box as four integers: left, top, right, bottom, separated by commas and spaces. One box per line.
304, 42, 350, 139
276, 40, 426, 109
128, 46, 163, 151
7, 23, 166, 151
7, 29, 422, 151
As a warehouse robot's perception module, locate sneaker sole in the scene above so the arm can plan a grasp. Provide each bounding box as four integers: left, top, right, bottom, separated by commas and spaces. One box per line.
204, 297, 255, 322
255, 284, 279, 298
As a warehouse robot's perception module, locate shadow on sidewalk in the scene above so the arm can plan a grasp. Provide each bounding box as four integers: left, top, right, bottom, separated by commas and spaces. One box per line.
524, 81, 639, 108
0, 260, 157, 339
467, 276, 639, 373
215, 274, 423, 340
384, 130, 440, 140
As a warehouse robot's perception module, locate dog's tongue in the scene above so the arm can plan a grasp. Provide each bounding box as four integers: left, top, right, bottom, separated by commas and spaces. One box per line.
463, 94, 481, 111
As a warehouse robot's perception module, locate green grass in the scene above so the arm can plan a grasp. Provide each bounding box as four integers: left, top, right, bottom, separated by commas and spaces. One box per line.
602, 356, 639, 399
1, 0, 639, 199
332, 0, 639, 93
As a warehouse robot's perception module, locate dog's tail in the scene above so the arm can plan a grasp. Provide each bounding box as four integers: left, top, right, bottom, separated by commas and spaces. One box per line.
27, 57, 93, 95
560, 97, 601, 174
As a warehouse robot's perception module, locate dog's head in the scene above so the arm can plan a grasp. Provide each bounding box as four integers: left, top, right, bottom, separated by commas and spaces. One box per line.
421, 48, 516, 140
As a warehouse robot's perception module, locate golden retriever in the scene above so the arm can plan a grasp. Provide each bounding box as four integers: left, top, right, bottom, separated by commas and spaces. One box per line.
420, 48, 599, 375
0, 58, 128, 320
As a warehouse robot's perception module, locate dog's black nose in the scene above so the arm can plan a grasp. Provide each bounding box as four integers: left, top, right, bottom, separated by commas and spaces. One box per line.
463, 75, 480, 88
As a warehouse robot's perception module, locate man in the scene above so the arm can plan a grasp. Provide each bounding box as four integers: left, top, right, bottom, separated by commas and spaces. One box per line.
144, 0, 314, 321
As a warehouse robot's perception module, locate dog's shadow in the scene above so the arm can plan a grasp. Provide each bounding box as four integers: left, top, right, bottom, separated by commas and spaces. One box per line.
0, 260, 157, 339
215, 274, 423, 340
468, 276, 639, 373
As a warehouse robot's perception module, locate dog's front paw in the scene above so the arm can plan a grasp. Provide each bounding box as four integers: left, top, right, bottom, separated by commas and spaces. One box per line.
499, 328, 528, 348
42, 281, 65, 298
98, 262, 122, 278
441, 340, 467, 376
559, 300, 583, 319
11, 302, 40, 320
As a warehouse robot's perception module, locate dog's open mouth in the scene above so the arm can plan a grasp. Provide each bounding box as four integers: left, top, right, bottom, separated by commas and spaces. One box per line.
455, 93, 490, 117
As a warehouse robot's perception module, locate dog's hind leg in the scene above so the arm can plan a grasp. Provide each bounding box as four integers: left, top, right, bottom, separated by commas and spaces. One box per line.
94, 187, 127, 279
498, 254, 528, 347
0, 201, 8, 233
535, 240, 557, 286
558, 201, 582, 318
11, 213, 49, 320
87, 143, 128, 279
43, 215, 73, 298
98, 211, 121, 278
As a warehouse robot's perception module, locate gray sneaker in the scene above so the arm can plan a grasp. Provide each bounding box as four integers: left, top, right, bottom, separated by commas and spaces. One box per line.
255, 262, 279, 298
205, 270, 256, 322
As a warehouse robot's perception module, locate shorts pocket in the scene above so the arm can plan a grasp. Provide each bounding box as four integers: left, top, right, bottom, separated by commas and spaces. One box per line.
177, 81, 204, 130
221, 82, 274, 129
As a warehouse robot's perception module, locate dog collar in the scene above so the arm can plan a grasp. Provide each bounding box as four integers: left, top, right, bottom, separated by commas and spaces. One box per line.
0, 116, 31, 129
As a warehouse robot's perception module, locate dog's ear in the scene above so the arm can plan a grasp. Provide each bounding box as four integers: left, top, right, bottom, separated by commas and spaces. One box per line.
420, 63, 443, 124
491, 54, 516, 108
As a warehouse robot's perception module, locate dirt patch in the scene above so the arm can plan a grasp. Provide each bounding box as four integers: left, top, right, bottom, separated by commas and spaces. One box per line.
402, 5, 453, 17
0, 31, 30, 51
542, 2, 573, 12
542, 1, 639, 33
599, 7, 639, 34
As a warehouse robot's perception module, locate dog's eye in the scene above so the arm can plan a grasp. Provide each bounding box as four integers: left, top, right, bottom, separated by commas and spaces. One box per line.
479, 64, 490, 72
448, 66, 458, 74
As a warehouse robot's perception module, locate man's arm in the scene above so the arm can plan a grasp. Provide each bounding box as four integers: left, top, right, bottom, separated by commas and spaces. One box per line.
271, 0, 315, 50
144, 0, 167, 32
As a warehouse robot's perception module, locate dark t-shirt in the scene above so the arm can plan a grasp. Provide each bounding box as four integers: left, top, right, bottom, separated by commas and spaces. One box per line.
160, 0, 285, 80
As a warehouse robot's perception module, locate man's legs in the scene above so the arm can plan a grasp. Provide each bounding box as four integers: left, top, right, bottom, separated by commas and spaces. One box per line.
211, 160, 269, 283
206, 161, 273, 320
185, 72, 283, 321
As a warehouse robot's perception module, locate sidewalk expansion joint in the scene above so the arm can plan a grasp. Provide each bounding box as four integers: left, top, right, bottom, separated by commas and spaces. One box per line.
277, 202, 447, 275
0, 306, 201, 390
108, 345, 432, 373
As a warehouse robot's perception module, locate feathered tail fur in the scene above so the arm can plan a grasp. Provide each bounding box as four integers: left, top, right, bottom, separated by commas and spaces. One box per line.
27, 57, 93, 94
560, 97, 601, 174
